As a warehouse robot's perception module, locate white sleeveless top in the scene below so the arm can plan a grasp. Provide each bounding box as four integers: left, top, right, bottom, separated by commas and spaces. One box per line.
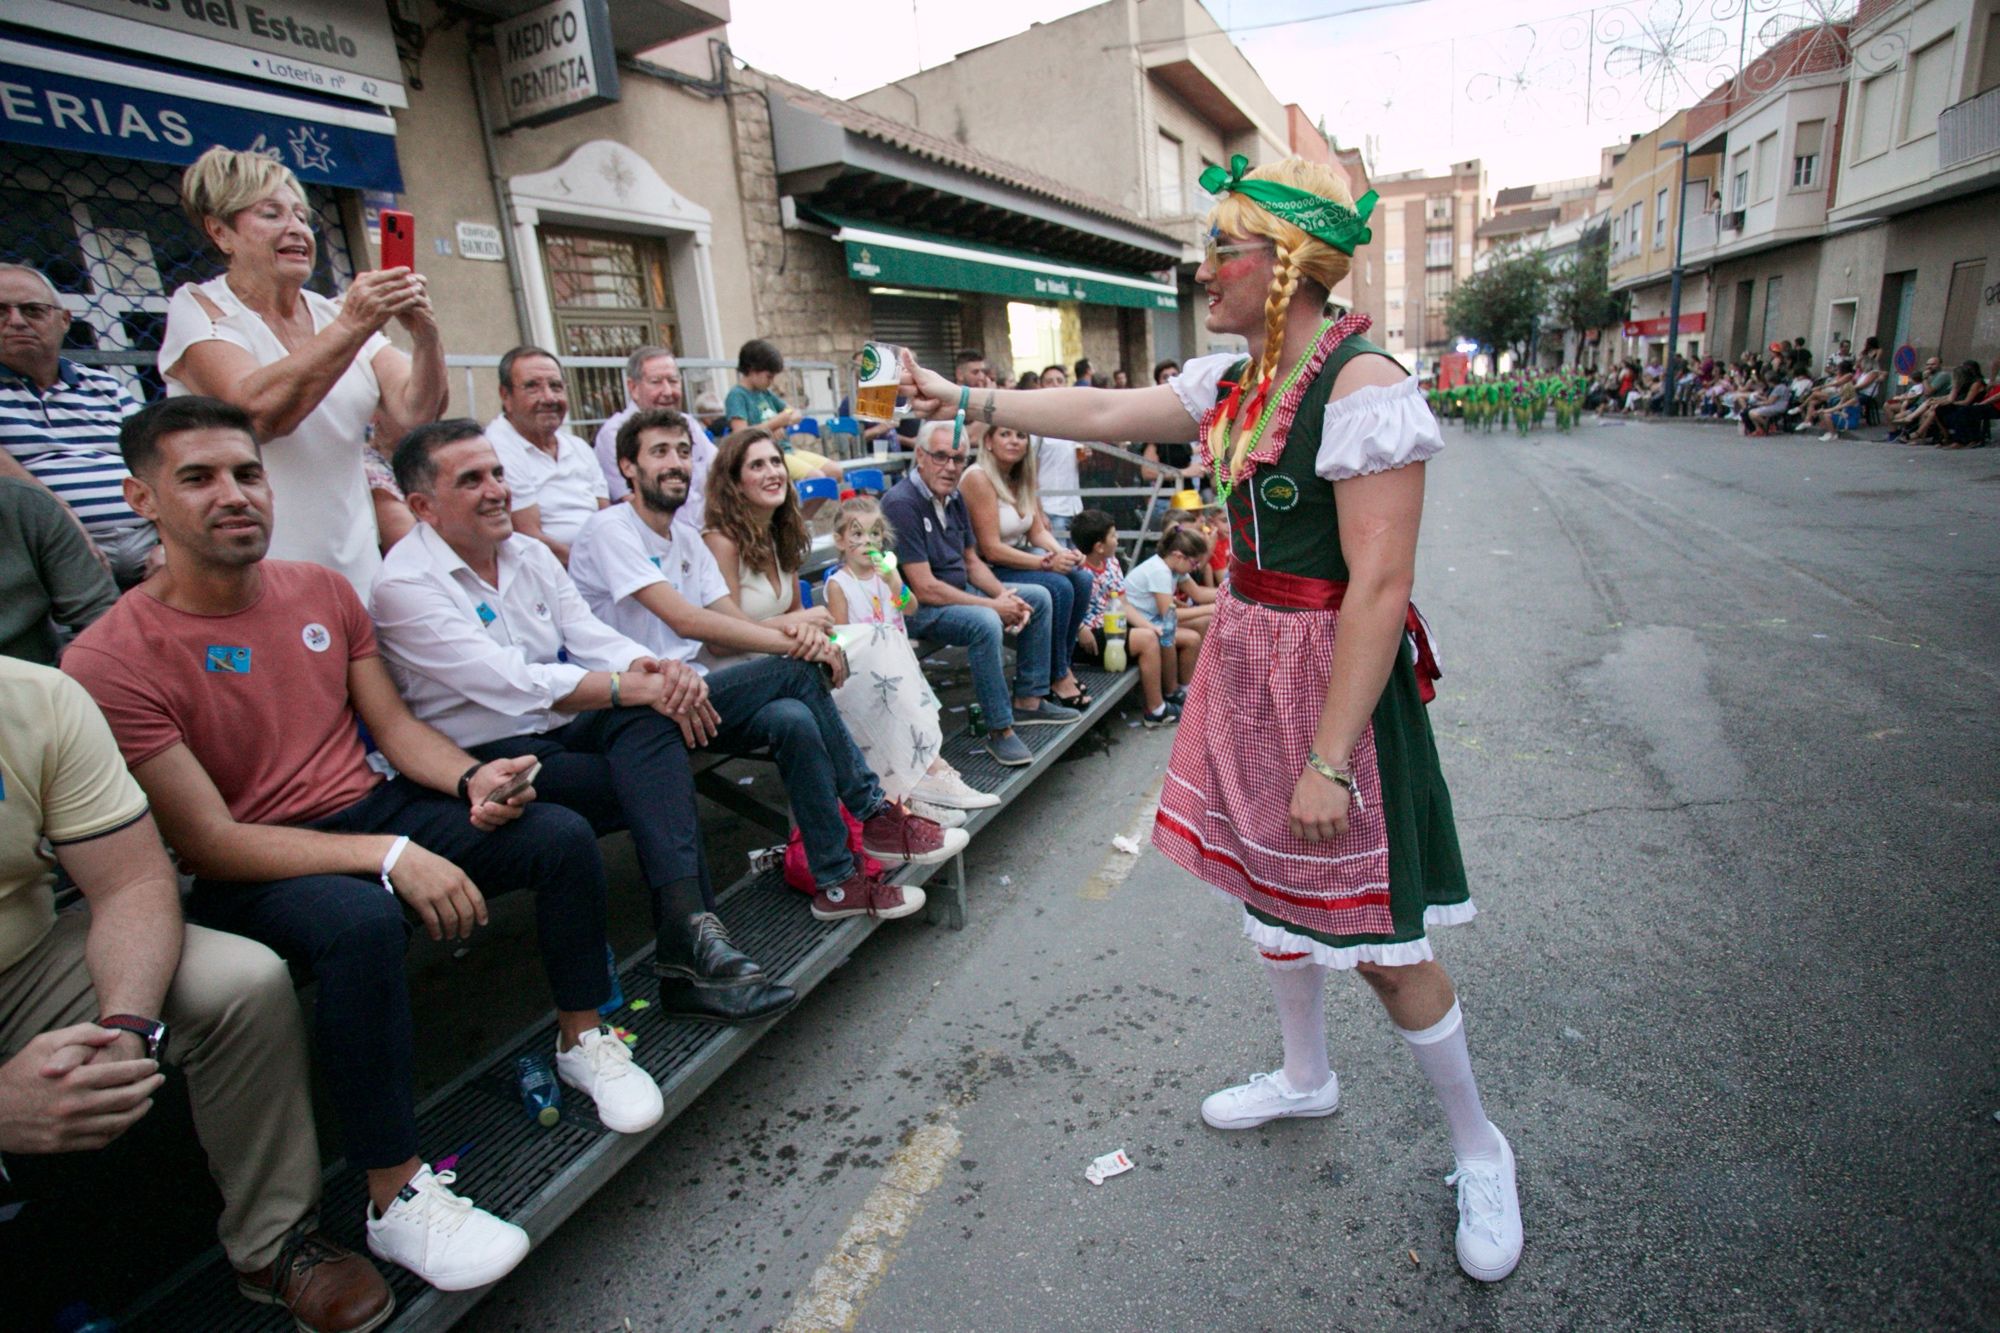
736, 562, 792, 621
994, 494, 1034, 547
159, 275, 391, 595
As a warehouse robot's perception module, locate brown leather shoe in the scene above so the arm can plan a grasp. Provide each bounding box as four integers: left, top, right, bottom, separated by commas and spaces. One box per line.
237, 1229, 395, 1333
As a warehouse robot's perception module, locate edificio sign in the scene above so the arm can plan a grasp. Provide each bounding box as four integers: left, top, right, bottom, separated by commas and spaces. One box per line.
496, 0, 619, 130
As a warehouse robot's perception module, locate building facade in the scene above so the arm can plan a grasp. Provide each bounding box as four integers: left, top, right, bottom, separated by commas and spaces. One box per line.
846, 0, 1297, 369
1604, 113, 1722, 369
1368, 159, 1487, 370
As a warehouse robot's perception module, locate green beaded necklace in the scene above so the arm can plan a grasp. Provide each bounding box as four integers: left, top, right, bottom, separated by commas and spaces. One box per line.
1208, 317, 1335, 506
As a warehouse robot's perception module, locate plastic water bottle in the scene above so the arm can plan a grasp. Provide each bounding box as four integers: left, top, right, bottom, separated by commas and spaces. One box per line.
599, 943, 625, 1017
967, 703, 986, 737
1103, 631, 1128, 675
517, 1056, 561, 1127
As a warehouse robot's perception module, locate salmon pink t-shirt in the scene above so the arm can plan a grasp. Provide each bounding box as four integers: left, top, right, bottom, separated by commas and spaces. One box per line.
64, 561, 385, 828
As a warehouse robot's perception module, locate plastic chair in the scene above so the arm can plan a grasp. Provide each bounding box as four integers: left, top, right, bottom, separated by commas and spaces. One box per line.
795, 476, 839, 506
846, 467, 887, 495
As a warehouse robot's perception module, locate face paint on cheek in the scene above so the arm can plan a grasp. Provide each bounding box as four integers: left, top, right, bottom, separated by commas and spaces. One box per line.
1216, 255, 1266, 283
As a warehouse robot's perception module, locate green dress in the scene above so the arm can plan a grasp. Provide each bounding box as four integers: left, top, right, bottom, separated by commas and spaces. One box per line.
1152, 336, 1472, 968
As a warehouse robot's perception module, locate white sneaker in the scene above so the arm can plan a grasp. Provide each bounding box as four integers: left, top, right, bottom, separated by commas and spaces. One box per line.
1819, 431, 1837, 441
365, 1165, 530, 1291
1446, 1128, 1523, 1282
910, 768, 1001, 809
907, 798, 968, 829
1199, 1069, 1340, 1129
555, 1026, 664, 1134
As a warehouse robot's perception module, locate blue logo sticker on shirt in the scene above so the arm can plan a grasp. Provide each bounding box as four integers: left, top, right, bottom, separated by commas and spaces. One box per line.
556, 647, 570, 664
649, 555, 663, 569
474, 602, 497, 626
204, 645, 251, 674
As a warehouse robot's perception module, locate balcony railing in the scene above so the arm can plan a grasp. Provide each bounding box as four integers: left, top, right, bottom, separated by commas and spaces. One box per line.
1939, 85, 2000, 171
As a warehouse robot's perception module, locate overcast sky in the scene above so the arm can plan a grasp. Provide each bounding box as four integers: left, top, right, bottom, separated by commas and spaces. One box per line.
726, 0, 1843, 196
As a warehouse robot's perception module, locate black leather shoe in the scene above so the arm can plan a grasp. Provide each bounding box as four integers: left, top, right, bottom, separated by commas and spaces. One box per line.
651, 912, 797, 1024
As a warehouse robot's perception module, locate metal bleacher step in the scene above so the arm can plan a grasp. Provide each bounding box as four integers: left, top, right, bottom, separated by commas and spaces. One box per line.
121, 664, 1136, 1332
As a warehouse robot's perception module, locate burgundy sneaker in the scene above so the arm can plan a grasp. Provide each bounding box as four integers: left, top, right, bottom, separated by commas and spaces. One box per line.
811, 867, 927, 921
860, 801, 971, 866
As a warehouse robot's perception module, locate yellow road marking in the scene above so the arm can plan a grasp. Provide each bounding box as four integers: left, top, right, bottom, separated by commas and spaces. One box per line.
1079, 774, 1166, 901
776, 1113, 963, 1332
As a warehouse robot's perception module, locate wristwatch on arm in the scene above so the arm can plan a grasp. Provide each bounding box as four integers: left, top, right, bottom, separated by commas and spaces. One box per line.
97, 1014, 169, 1062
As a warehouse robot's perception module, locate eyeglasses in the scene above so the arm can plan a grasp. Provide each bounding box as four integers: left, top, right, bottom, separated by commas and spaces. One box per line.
0, 301, 61, 322
920, 450, 967, 469
1203, 237, 1273, 269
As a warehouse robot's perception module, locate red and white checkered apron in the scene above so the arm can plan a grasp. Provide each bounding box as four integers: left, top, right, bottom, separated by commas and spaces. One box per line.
1152, 586, 1397, 939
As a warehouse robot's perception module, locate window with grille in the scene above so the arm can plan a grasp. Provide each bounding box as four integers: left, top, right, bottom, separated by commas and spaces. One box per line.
538, 225, 681, 426
1425, 196, 1453, 226
0, 144, 355, 403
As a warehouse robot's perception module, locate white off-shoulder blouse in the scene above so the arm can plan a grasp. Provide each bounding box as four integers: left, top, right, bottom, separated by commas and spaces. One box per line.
1167, 352, 1444, 481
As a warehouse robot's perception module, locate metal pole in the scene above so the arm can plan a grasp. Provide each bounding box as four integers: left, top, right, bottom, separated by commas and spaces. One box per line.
1662, 140, 1689, 418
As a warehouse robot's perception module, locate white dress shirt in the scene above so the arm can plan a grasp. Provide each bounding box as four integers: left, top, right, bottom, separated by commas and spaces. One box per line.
1035, 436, 1083, 518
568, 503, 728, 676
486, 414, 609, 546
369, 524, 652, 746
593, 402, 719, 528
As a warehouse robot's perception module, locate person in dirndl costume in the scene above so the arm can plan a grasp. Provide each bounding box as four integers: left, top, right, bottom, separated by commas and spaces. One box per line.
891, 154, 1523, 1283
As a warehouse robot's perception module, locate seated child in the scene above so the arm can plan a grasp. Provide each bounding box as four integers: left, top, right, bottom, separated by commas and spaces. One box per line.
822, 496, 998, 817
1126, 526, 1209, 702
1069, 509, 1176, 727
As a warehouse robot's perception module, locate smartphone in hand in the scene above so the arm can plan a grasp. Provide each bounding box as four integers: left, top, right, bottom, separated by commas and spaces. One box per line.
380, 209, 415, 272
482, 760, 541, 807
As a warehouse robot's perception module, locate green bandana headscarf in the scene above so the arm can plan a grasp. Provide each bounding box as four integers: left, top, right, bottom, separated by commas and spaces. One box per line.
1198, 154, 1377, 255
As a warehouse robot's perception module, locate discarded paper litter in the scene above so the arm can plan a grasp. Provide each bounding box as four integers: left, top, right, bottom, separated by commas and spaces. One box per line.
1110, 835, 1140, 855
1085, 1148, 1134, 1185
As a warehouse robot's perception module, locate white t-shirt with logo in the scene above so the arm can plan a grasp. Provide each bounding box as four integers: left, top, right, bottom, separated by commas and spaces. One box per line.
568, 503, 729, 675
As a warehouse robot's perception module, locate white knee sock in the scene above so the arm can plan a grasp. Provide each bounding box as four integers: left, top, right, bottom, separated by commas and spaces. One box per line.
1395, 1001, 1502, 1163
1266, 961, 1333, 1092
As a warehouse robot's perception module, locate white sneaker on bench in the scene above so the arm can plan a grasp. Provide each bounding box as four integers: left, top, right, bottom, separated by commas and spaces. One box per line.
911, 768, 1001, 809
556, 1026, 664, 1133
366, 1165, 529, 1292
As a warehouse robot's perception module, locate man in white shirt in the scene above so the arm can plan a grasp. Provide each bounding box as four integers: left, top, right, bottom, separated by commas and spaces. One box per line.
570, 409, 968, 924
593, 346, 718, 524
485, 346, 608, 565
371, 420, 794, 1025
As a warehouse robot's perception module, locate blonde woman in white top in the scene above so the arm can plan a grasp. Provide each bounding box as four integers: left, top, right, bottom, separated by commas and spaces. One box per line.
960, 423, 1095, 708
159, 147, 446, 593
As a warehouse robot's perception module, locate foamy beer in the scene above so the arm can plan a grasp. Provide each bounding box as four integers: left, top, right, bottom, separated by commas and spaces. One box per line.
853, 341, 906, 422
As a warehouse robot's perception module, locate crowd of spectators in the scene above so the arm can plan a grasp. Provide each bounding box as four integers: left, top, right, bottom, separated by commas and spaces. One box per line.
1574, 335, 1995, 447
0, 145, 1226, 1331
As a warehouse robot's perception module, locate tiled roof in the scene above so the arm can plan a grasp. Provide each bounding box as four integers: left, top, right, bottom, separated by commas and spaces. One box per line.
1494, 185, 1541, 207
760, 74, 1178, 244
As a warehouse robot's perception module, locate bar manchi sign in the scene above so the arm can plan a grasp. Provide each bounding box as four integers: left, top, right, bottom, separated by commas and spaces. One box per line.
496, 0, 620, 130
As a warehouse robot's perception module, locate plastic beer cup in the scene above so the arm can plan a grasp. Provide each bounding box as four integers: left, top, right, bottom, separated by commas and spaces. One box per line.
854, 342, 906, 422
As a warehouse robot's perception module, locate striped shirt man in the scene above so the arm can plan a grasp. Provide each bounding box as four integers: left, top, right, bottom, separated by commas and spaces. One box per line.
0, 359, 145, 538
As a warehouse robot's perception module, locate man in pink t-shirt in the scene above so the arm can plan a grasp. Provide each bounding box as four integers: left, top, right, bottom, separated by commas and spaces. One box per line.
64, 397, 664, 1298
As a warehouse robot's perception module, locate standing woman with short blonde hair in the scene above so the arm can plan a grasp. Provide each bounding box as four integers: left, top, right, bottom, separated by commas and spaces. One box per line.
893, 154, 1522, 1284
159, 147, 447, 592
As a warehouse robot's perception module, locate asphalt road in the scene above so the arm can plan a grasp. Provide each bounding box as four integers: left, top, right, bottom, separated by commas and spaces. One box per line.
461, 418, 2000, 1332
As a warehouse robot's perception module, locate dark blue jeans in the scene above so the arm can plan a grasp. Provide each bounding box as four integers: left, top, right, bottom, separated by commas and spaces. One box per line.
1001, 566, 1094, 686
186, 778, 610, 1171
706, 655, 884, 889
469, 706, 713, 913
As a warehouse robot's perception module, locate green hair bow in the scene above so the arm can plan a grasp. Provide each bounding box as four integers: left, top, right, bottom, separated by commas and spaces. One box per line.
1198, 154, 1377, 255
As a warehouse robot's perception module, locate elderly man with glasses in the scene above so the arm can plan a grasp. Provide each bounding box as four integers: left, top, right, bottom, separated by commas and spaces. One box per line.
0, 264, 158, 585
880, 421, 1077, 768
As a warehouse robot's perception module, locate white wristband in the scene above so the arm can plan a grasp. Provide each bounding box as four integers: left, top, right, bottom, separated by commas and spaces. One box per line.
380, 835, 409, 896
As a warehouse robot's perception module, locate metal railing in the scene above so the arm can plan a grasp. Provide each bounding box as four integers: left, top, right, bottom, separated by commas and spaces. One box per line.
1938, 84, 2000, 172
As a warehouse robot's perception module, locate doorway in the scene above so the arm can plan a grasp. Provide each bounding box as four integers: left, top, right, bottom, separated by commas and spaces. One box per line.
1730, 278, 1754, 358
1940, 259, 1985, 361
1828, 299, 1857, 359
538, 225, 681, 426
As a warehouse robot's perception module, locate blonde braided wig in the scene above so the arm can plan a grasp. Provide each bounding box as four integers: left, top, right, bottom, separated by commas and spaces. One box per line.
1207, 158, 1356, 391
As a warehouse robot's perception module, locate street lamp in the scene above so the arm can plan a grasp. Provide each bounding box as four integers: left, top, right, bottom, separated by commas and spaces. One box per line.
1659, 137, 1692, 418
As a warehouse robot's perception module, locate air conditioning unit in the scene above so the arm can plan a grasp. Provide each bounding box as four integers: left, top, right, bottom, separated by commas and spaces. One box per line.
1723, 210, 1746, 231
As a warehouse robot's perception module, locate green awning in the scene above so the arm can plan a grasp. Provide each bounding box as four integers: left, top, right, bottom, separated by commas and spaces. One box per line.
825, 216, 1177, 311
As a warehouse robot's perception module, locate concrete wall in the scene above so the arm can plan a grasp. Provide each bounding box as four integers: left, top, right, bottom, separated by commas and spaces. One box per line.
1709, 238, 1827, 360
1836, 0, 1990, 215
849, 2, 1148, 215
1882, 187, 2000, 363
1810, 221, 1891, 357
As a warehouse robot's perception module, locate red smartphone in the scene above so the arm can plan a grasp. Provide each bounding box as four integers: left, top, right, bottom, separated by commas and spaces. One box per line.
379, 209, 415, 272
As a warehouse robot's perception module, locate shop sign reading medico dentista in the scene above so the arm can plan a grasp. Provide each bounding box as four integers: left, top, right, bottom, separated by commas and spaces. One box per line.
495, 0, 620, 130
